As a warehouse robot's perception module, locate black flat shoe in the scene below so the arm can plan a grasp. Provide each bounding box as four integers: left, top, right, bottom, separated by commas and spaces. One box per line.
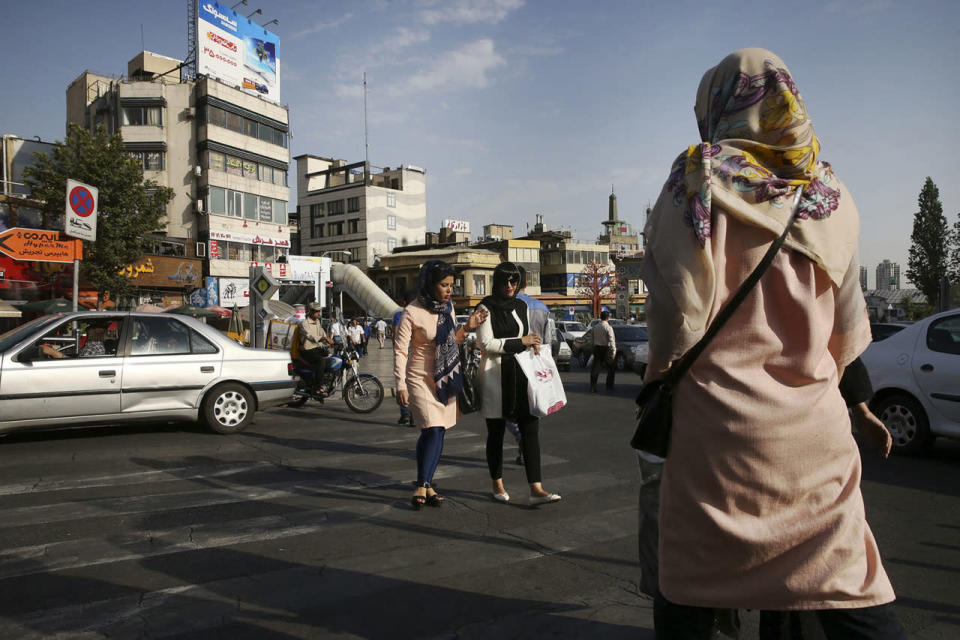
425, 493, 444, 507
411, 495, 426, 510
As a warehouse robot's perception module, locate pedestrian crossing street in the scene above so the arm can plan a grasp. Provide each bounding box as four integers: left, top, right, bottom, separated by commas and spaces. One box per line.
0, 383, 652, 638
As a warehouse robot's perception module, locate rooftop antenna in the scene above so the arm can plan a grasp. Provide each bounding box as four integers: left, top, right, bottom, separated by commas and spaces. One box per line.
141, 24, 145, 51
363, 72, 370, 182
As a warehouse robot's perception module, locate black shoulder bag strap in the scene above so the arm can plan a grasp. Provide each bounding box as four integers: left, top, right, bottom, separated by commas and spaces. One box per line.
660, 186, 805, 388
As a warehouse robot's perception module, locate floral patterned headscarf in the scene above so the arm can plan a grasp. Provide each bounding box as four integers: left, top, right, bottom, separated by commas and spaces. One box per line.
644, 48, 859, 347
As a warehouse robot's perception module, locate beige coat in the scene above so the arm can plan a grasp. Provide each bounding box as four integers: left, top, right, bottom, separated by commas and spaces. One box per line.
647, 210, 894, 610
393, 301, 458, 429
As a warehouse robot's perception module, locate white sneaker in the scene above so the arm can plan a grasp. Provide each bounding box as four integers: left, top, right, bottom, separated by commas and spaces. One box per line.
492, 492, 510, 502
529, 493, 561, 505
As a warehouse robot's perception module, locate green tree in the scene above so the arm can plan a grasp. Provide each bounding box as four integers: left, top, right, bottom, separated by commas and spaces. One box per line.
23, 124, 173, 307
906, 177, 948, 308
949, 209, 960, 285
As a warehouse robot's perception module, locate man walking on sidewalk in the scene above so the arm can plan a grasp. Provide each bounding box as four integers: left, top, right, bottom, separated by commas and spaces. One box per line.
589, 310, 616, 392
375, 318, 387, 348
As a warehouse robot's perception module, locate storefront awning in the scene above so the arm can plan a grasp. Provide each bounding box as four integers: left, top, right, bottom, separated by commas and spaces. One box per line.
0, 300, 22, 318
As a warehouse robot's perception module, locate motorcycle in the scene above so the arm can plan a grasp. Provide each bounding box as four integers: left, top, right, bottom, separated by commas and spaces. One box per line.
288, 343, 384, 413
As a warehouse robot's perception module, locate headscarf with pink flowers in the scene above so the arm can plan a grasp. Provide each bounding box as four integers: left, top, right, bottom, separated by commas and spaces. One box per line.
643, 48, 859, 344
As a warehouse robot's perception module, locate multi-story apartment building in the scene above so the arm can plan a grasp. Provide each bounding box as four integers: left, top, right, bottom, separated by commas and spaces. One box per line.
66, 51, 291, 306
296, 155, 426, 269
876, 259, 901, 290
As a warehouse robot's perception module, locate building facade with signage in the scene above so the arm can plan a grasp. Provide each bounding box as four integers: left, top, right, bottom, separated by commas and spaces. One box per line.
66, 6, 290, 307
296, 155, 426, 269
368, 247, 501, 308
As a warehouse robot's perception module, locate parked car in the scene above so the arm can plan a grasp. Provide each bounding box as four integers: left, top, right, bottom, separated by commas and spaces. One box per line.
870, 322, 910, 342
860, 309, 960, 454
556, 321, 586, 348
551, 328, 572, 371
0, 311, 296, 436
631, 340, 649, 378
574, 323, 648, 372
573, 318, 625, 364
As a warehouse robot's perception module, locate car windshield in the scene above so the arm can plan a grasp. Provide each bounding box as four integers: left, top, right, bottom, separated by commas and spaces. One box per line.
563, 322, 585, 332
613, 326, 648, 341
0, 315, 63, 353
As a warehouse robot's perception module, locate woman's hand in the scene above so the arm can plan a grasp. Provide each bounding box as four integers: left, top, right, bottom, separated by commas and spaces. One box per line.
465, 308, 488, 331
522, 334, 541, 355
852, 402, 892, 459
396, 389, 410, 407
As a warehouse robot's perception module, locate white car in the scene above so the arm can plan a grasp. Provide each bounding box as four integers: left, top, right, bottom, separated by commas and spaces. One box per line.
0, 311, 296, 436
861, 309, 960, 454
556, 321, 586, 346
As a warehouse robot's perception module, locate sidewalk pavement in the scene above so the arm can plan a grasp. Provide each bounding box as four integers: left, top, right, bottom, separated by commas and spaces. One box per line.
352, 338, 397, 394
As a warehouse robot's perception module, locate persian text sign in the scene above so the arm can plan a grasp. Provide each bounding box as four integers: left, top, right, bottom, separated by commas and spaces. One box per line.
442, 219, 470, 233
0, 228, 82, 263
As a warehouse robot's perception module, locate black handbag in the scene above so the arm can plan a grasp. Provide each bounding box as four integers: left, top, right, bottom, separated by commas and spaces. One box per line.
458, 342, 482, 414
631, 188, 804, 457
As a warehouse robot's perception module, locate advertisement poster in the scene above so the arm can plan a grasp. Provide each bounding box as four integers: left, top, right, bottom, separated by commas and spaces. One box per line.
197, 1, 281, 102
267, 319, 298, 351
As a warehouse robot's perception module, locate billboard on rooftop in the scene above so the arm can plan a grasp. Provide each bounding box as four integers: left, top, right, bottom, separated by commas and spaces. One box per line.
197, 1, 281, 102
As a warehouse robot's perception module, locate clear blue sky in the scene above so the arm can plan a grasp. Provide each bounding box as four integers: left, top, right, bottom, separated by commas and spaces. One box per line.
3, 0, 958, 288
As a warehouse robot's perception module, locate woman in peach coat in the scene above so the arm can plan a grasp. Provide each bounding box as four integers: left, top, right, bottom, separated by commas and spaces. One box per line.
394, 260, 487, 510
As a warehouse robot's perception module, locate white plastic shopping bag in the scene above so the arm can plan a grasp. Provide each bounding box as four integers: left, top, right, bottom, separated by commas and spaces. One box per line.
515, 348, 567, 417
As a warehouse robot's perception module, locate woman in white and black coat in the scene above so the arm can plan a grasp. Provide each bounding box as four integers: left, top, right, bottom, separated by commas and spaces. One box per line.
476, 262, 562, 505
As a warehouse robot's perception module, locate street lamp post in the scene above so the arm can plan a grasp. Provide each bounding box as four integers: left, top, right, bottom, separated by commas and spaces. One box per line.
320, 250, 352, 319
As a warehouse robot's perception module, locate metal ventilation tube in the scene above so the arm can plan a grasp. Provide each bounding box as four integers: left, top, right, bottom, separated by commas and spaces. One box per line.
331, 262, 402, 319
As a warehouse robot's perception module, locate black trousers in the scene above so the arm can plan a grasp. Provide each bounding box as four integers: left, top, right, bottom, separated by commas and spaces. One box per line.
486, 413, 542, 484
590, 345, 615, 390
654, 592, 908, 640
300, 347, 327, 387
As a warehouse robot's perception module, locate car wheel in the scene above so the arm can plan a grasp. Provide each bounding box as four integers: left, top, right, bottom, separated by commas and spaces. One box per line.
872, 393, 932, 455
203, 383, 255, 434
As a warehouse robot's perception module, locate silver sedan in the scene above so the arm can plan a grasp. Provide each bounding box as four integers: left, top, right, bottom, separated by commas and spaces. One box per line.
0, 311, 296, 435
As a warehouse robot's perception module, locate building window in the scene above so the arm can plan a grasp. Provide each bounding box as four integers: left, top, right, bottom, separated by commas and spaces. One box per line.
473, 274, 486, 295
207, 105, 226, 128
227, 190, 243, 218
328, 200, 344, 216
242, 159, 257, 178
122, 106, 162, 126
348, 219, 359, 234
387, 214, 396, 230
386, 193, 397, 208
328, 222, 343, 236
273, 199, 287, 225
205, 105, 288, 148
313, 222, 324, 238
347, 196, 360, 212
130, 151, 164, 171
387, 237, 397, 251
242, 193, 257, 220
207, 151, 224, 172
209, 186, 226, 215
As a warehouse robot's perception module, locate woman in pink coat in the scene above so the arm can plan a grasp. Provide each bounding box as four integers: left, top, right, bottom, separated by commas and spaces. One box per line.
394, 260, 487, 510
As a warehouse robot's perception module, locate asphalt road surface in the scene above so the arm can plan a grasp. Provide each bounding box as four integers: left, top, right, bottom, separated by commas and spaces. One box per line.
0, 364, 957, 639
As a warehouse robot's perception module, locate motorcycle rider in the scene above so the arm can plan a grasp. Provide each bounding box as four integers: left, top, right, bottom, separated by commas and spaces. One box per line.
293, 302, 334, 397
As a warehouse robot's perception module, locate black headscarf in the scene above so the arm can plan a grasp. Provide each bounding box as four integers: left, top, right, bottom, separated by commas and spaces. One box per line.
481, 261, 525, 313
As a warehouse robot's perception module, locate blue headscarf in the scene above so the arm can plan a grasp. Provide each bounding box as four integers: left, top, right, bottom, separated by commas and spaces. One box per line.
417, 260, 462, 403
